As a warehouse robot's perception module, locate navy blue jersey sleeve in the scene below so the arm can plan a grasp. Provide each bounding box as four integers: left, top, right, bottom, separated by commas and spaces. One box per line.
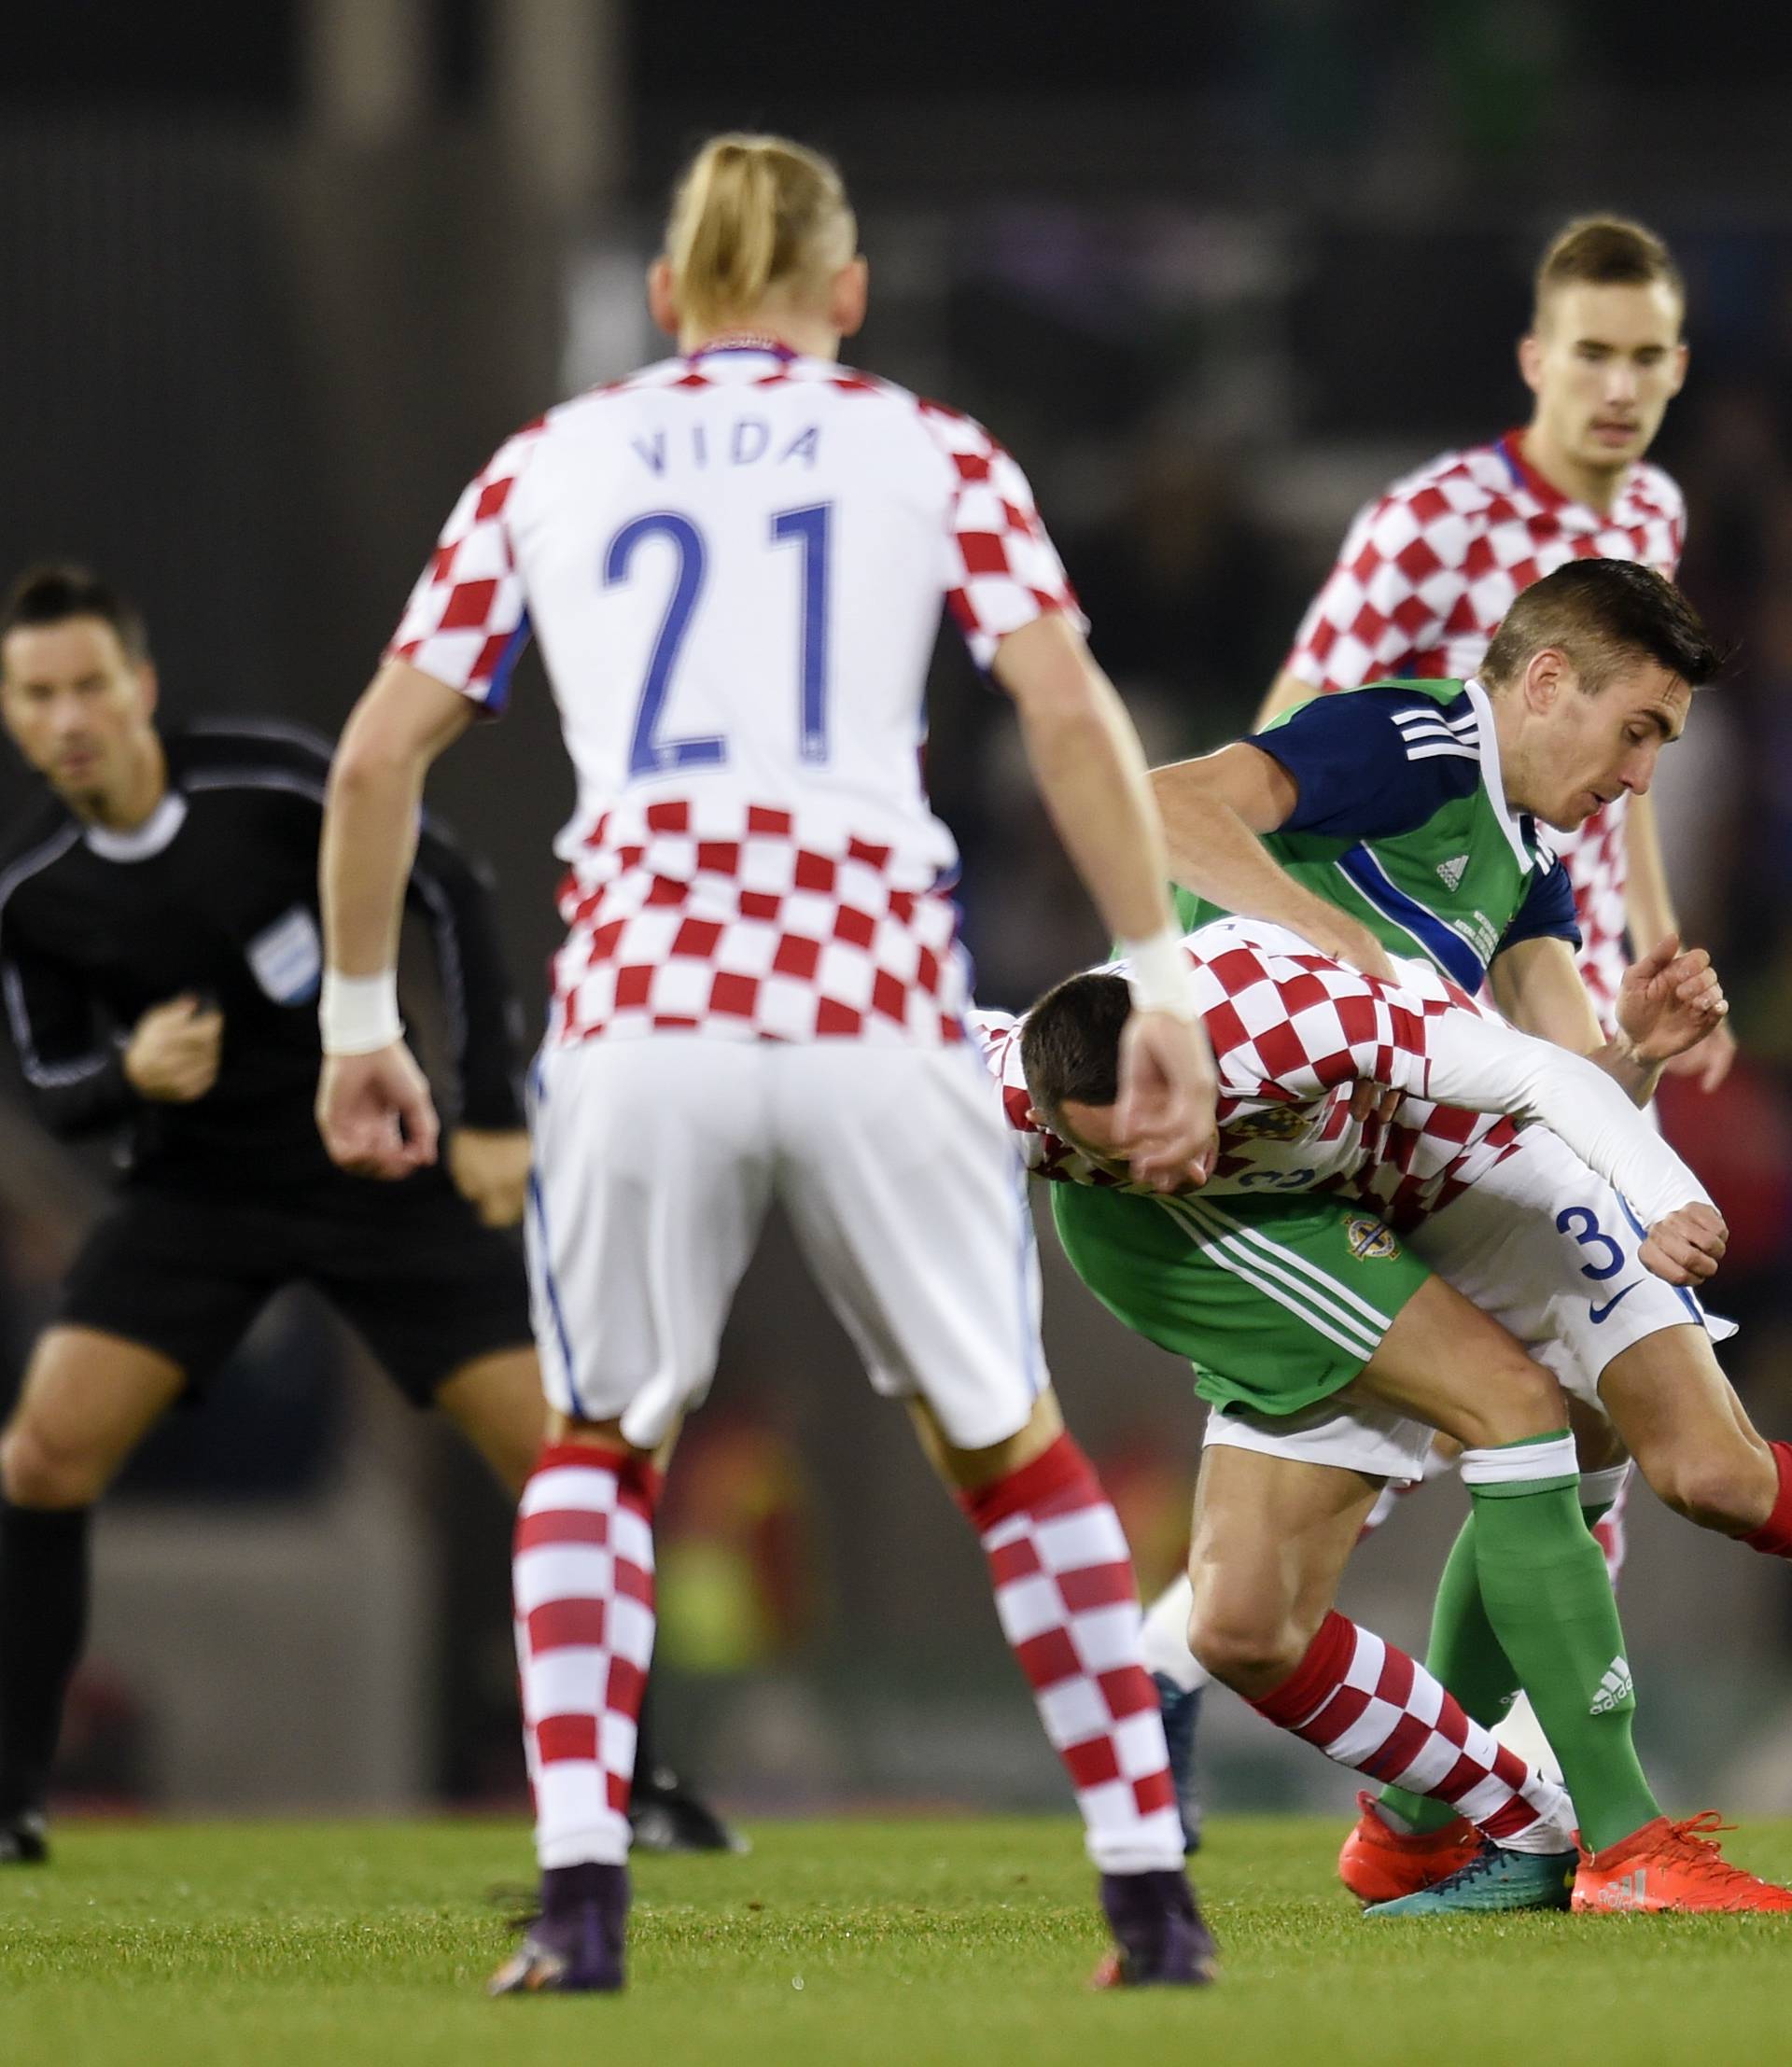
1249, 691, 1479, 840
1495, 858, 1582, 957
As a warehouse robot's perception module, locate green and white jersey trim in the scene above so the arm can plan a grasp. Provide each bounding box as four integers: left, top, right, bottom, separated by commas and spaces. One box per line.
1157, 1192, 1399, 1362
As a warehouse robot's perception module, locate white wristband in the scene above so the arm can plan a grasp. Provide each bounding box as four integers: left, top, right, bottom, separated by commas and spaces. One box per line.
319, 970, 403, 1055
1120, 928, 1200, 1022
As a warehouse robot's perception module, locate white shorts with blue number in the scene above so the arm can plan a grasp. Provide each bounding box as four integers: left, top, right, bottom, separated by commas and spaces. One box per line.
1409, 1124, 1734, 1414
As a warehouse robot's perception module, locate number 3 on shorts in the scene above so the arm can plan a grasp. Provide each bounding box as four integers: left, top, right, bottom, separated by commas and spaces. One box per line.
1556, 1204, 1627, 1281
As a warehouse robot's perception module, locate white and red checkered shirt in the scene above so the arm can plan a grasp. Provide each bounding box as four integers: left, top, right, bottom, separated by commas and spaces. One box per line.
975, 923, 1519, 1231
389, 342, 1085, 1048
1284, 432, 1686, 1027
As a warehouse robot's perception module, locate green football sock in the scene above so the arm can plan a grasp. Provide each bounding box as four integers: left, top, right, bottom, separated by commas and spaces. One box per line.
1456, 1434, 1655, 1853
1378, 1491, 1619, 1836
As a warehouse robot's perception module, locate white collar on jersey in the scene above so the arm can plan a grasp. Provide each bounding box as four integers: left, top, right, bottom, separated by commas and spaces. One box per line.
688, 331, 796, 358
1462, 678, 1533, 870
82, 789, 189, 862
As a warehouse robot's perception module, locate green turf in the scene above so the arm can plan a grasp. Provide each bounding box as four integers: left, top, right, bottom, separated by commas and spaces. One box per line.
2, 1815, 1787, 2065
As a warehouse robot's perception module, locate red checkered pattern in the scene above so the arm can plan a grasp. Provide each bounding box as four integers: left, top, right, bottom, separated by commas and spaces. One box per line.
1284, 431, 1686, 1030
972, 937, 1517, 1223
550, 799, 971, 1048
513, 1445, 662, 1869
916, 398, 1087, 670
960, 1434, 1185, 1872
389, 419, 546, 702
1252, 1611, 1571, 1848
386, 345, 1083, 1048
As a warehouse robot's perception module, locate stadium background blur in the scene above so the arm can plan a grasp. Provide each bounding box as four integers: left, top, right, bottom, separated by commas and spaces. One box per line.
3, 0, 1790, 1827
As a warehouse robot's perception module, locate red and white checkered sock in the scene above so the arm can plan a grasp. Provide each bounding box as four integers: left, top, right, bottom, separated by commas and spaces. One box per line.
513, 1442, 662, 1869
959, 1434, 1185, 1872
1251, 1611, 1575, 1853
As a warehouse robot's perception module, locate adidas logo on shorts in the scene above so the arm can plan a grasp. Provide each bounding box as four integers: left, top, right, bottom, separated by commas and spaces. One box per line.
1589, 1655, 1633, 1716
1436, 854, 1469, 891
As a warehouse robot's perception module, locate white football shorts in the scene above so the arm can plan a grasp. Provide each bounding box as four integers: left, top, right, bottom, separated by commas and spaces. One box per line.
1203, 1390, 1439, 1485
1408, 1123, 1733, 1413
524, 1037, 1049, 1450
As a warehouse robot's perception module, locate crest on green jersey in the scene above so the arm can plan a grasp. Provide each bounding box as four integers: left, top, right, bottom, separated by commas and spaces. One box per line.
1346, 1216, 1402, 1261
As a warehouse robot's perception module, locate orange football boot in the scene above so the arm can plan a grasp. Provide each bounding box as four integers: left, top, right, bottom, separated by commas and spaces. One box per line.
1338, 1791, 1480, 1905
1573, 1812, 1792, 1913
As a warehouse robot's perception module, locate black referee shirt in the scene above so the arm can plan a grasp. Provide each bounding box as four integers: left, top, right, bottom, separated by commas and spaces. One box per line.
0, 719, 526, 1188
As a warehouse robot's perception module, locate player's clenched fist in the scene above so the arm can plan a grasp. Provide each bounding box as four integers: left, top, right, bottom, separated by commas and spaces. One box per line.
316, 1042, 440, 1180
122, 992, 223, 1103
1640, 1201, 1728, 1286
1113, 1009, 1220, 1193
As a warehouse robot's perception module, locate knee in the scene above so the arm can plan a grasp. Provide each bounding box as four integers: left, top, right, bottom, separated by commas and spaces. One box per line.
1185, 1599, 1312, 1700
1459, 1353, 1566, 1451
1635, 1437, 1774, 1535
0, 1418, 106, 1509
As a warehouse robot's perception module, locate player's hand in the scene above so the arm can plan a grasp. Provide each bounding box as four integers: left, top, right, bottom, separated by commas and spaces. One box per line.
448, 1126, 531, 1228
1306, 913, 1399, 985
1617, 934, 1729, 1063
316, 1042, 440, 1180
1660, 1015, 1738, 1093
1639, 1202, 1728, 1287
122, 993, 224, 1102
1113, 1010, 1220, 1192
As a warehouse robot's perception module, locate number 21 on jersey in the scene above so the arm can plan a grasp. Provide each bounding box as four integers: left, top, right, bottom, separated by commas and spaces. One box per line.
605, 504, 833, 777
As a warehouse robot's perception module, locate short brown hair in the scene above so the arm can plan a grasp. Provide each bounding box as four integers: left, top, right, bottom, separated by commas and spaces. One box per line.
1480, 559, 1721, 699
0, 563, 149, 664
1533, 216, 1684, 326
1018, 971, 1132, 1123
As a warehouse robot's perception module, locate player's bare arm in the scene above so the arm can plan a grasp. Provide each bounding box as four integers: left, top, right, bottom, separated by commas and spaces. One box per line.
1147, 746, 1398, 980
316, 658, 473, 1180
1488, 931, 1727, 1106
992, 613, 1220, 1187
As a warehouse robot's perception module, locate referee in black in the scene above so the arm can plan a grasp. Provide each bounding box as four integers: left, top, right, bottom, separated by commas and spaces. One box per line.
0, 566, 734, 1862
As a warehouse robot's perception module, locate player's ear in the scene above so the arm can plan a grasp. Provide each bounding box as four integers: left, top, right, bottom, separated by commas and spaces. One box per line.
1667, 339, 1689, 399
135, 660, 160, 720
1522, 647, 1563, 712
831, 257, 869, 339
647, 258, 679, 341
1517, 328, 1544, 398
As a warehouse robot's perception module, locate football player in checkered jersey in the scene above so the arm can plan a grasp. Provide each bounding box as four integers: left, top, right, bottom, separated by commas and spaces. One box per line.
314, 133, 1221, 1993
973, 915, 1792, 1914
1259, 215, 1729, 1083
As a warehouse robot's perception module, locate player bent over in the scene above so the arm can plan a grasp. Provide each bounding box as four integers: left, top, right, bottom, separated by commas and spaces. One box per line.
317, 133, 1224, 1993
1146, 561, 1792, 1896
978, 917, 1791, 1913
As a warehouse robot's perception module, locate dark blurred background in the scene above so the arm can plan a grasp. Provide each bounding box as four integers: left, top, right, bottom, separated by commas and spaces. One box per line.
4, 0, 1792, 1823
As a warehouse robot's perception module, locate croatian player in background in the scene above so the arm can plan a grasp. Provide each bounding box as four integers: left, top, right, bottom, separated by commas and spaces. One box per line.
315, 133, 1222, 1994
1258, 216, 1717, 1075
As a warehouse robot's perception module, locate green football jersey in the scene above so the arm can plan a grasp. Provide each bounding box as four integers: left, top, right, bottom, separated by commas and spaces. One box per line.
1174, 679, 1578, 992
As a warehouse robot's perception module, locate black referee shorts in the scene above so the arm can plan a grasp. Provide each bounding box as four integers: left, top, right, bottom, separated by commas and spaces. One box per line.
57, 1164, 534, 1405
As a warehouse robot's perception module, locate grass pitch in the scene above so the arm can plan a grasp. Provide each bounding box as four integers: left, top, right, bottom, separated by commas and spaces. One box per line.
2, 1815, 1787, 2066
